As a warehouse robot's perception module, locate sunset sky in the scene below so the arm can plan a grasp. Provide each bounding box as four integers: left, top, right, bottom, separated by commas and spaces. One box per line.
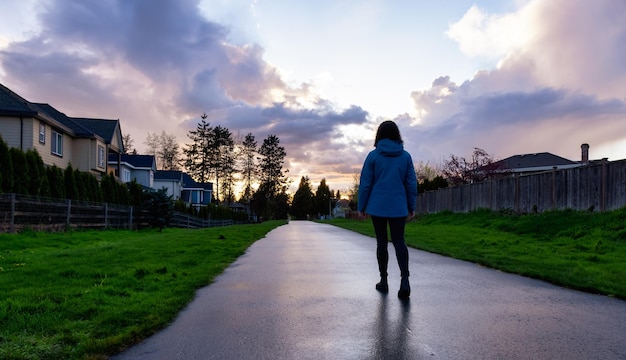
1, 0, 625, 195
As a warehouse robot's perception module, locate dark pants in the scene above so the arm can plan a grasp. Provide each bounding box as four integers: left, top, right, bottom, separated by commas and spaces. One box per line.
371, 216, 410, 278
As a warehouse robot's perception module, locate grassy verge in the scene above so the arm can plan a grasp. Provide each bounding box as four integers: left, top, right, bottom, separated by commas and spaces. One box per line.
326, 208, 626, 300
0, 220, 286, 360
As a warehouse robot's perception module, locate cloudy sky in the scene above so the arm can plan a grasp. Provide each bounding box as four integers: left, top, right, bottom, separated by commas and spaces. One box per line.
1, 0, 625, 195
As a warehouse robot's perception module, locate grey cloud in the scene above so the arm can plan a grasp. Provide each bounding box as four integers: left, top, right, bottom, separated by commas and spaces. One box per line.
261, 102, 367, 142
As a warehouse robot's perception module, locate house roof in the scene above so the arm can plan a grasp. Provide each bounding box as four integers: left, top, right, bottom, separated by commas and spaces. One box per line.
109, 154, 156, 168
493, 152, 577, 170
74, 117, 121, 144
154, 171, 213, 190
155, 170, 183, 181
182, 172, 213, 190
0, 83, 75, 134
31, 103, 98, 138
0, 83, 36, 115
0, 83, 122, 145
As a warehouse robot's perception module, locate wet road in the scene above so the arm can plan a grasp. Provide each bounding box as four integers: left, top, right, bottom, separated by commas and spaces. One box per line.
111, 221, 626, 359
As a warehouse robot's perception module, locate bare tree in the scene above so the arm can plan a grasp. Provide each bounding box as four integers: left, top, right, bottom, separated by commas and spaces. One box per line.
414, 160, 442, 182
159, 133, 181, 170
122, 134, 135, 154
442, 147, 501, 186
145, 131, 181, 170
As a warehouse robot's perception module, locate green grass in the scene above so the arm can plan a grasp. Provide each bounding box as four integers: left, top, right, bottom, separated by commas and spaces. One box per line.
0, 221, 286, 360
326, 208, 626, 300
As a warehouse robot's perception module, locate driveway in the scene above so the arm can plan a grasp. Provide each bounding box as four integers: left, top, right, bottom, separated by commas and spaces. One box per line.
111, 221, 626, 359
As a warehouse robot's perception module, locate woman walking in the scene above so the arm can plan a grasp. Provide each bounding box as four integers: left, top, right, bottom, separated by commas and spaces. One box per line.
358, 121, 417, 298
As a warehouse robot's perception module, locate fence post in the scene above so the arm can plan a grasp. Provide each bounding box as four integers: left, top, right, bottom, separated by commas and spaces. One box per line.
104, 203, 109, 229
515, 176, 520, 213
601, 158, 608, 212
10, 193, 15, 233
552, 166, 557, 210
66, 199, 72, 228
129, 205, 133, 230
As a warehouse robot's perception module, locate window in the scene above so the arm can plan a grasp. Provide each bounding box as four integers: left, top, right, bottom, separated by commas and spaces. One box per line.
39, 123, 45, 144
98, 145, 105, 168
122, 168, 131, 183
51, 130, 63, 156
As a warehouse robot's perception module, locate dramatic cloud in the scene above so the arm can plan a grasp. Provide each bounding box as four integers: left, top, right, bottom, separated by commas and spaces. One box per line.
0, 0, 368, 192
1, 0, 625, 194
408, 0, 626, 162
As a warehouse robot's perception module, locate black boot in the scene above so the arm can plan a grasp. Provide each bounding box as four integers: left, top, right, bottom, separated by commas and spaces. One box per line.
375, 277, 388, 293
398, 276, 410, 298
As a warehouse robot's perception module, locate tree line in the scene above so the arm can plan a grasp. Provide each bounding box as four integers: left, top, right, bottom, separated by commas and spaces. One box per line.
126, 115, 291, 220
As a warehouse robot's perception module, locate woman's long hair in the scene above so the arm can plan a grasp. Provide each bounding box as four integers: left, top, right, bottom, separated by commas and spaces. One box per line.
374, 120, 403, 146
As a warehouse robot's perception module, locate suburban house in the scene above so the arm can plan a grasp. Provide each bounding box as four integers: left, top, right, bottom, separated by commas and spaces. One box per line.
488, 144, 595, 176
0, 83, 219, 211
0, 83, 123, 180
332, 198, 352, 218
108, 154, 156, 188
154, 170, 213, 209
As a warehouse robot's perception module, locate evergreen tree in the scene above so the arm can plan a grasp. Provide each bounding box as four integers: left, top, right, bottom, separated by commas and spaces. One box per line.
143, 187, 173, 231
85, 172, 102, 202
74, 168, 88, 201
240, 133, 257, 205
314, 178, 332, 217
25, 149, 46, 196
47, 165, 65, 199
291, 176, 315, 219
10, 148, 28, 195
100, 172, 116, 204
128, 179, 144, 207
183, 115, 213, 183
258, 134, 289, 198
64, 164, 79, 200
255, 134, 290, 219
0, 136, 13, 193
212, 125, 235, 203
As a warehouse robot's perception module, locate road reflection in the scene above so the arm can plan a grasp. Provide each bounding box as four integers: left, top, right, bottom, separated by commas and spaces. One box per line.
369, 294, 412, 359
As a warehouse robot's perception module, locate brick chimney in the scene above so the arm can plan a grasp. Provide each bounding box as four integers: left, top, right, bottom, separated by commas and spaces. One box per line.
581, 143, 589, 164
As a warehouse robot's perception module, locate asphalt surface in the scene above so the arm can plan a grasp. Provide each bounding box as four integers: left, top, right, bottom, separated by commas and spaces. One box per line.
111, 221, 626, 360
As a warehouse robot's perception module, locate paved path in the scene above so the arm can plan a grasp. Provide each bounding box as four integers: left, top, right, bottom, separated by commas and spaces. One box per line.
111, 221, 626, 359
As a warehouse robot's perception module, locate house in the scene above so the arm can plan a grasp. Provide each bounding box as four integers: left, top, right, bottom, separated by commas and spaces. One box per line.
332, 198, 352, 218
108, 154, 156, 188
154, 170, 213, 208
489, 144, 593, 176
153, 170, 184, 200
0, 83, 123, 180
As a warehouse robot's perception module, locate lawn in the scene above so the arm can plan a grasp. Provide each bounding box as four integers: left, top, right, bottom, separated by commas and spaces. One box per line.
0, 221, 286, 360
3, 208, 626, 359
327, 208, 626, 300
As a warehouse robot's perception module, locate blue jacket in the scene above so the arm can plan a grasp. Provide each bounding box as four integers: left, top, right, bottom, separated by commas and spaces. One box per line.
358, 139, 418, 217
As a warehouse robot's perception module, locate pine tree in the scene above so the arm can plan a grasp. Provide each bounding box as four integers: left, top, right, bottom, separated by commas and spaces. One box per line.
0, 136, 13, 193
10, 148, 28, 195
291, 176, 315, 219
183, 115, 213, 183
240, 133, 257, 204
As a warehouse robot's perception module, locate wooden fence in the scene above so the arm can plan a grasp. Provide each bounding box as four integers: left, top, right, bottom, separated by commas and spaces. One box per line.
0, 193, 236, 233
170, 212, 234, 229
416, 159, 626, 214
